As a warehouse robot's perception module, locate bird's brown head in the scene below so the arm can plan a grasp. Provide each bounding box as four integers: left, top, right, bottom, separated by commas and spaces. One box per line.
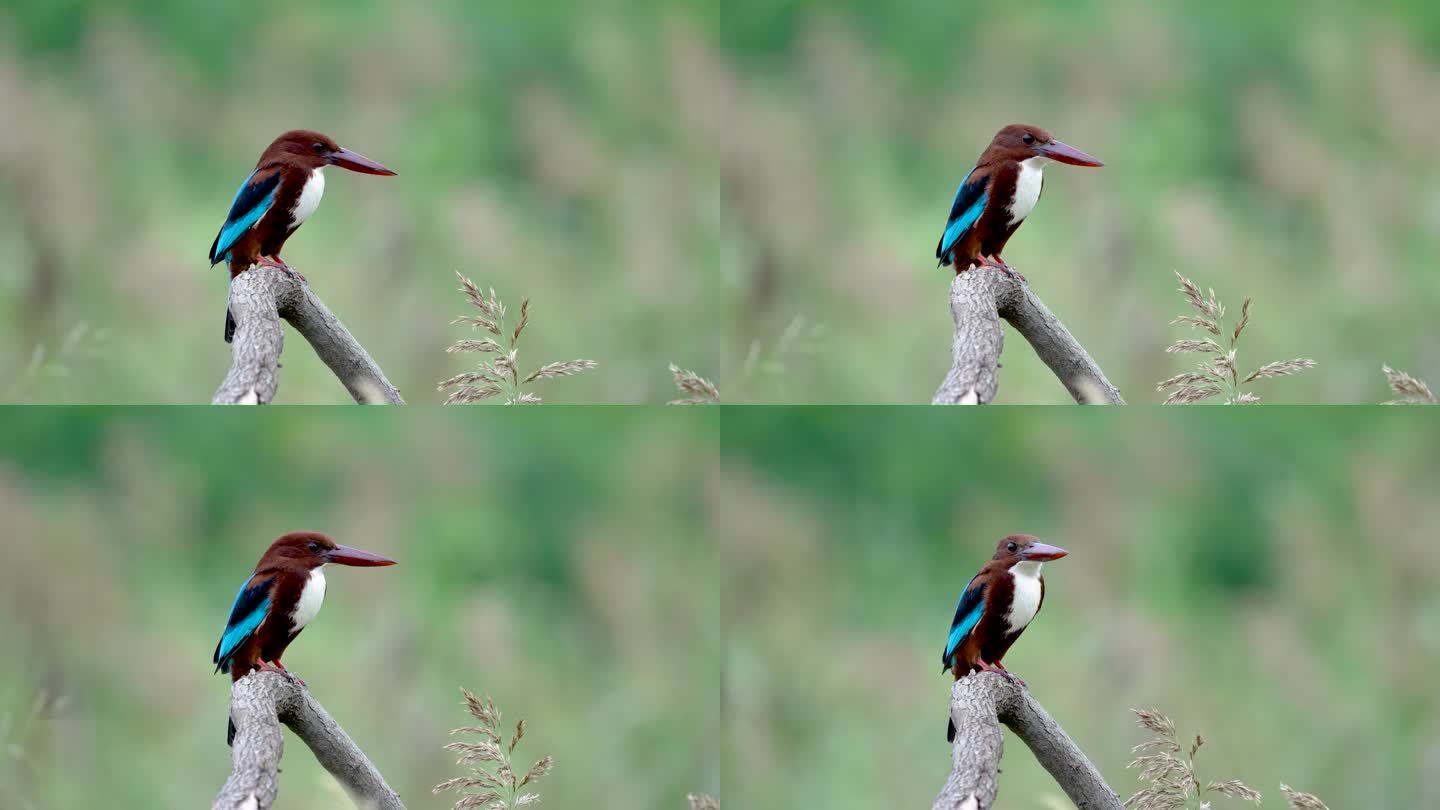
984, 124, 1104, 168
262, 531, 398, 569
260, 130, 398, 176
990, 534, 1069, 566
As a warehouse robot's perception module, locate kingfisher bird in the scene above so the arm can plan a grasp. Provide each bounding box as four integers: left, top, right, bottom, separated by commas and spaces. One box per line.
935, 124, 1103, 275
214, 532, 396, 741
208, 130, 397, 343
940, 534, 1068, 742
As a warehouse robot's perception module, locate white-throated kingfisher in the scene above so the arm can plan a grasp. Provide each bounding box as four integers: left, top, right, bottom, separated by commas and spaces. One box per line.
208, 130, 397, 342
935, 124, 1103, 276
213, 532, 395, 742
940, 534, 1068, 741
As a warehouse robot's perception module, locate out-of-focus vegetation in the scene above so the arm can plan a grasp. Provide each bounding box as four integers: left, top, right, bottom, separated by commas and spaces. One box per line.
720, 408, 1440, 807
1158, 271, 1316, 405
439, 272, 599, 405
0, 0, 720, 403
7, 1, 1438, 405
433, 689, 555, 809
0, 409, 718, 808
716, 1, 1440, 402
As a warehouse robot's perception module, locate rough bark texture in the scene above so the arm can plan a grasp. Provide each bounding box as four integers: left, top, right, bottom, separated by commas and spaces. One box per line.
933, 267, 1125, 405
213, 266, 405, 405
933, 673, 1123, 810
214, 671, 406, 810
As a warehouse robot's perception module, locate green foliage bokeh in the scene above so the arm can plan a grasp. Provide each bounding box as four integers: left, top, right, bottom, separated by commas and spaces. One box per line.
0, 0, 721, 403
5, 1, 1438, 403
0, 408, 719, 808
721, 408, 1440, 807
715, 0, 1440, 402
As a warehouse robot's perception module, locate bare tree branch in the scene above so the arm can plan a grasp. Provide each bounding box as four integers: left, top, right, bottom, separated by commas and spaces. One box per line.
934, 672, 1123, 810
933, 267, 1124, 405
214, 671, 405, 810
213, 266, 405, 405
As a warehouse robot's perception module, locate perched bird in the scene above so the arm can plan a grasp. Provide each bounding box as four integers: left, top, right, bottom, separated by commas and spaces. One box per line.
208, 130, 397, 342
213, 532, 396, 742
940, 534, 1068, 742
935, 124, 1103, 275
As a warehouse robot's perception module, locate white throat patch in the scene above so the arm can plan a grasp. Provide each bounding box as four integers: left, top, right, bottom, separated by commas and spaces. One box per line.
290, 167, 326, 227
1005, 560, 1044, 634
291, 566, 327, 630
1008, 156, 1048, 226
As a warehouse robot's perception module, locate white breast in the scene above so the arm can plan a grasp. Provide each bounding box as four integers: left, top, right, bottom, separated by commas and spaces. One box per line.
290, 168, 326, 227
1008, 156, 1048, 226
1005, 561, 1044, 634
290, 566, 327, 630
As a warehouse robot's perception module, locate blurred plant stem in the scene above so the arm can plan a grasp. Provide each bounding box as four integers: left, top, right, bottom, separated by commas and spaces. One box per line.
1158, 272, 1315, 404
439, 273, 597, 404
434, 689, 553, 810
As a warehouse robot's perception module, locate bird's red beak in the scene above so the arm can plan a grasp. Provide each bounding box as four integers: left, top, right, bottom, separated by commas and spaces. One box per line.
1022, 542, 1069, 561
326, 544, 397, 566
328, 147, 397, 176
1038, 140, 1104, 167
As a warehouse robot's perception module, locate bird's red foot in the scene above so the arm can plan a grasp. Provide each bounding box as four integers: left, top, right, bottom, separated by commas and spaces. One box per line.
970, 660, 1024, 686
992, 661, 1026, 687
990, 256, 1027, 283
271, 660, 306, 686
256, 256, 308, 284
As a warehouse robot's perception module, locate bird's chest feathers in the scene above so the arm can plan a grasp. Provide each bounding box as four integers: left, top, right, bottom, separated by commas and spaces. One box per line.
1004, 561, 1043, 634
290, 567, 327, 630
289, 168, 326, 228
1007, 157, 1047, 226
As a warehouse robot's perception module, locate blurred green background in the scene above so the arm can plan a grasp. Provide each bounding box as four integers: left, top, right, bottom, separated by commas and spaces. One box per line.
6, 0, 1438, 404
0, 0, 720, 403
717, 0, 1440, 402
721, 408, 1440, 807
0, 408, 718, 808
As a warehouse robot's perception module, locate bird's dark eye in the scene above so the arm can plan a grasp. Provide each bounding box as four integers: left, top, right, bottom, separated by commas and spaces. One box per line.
1021, 133, 1035, 145
312, 142, 327, 154
1007, 542, 1018, 552
307, 541, 321, 551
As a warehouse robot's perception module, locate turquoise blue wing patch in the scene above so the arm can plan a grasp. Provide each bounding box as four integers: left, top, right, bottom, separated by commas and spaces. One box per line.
209, 169, 280, 265
942, 575, 986, 666
214, 576, 270, 671
936, 168, 988, 263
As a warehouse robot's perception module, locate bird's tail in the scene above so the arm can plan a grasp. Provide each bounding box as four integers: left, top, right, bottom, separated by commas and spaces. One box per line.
942, 657, 956, 741
223, 272, 236, 343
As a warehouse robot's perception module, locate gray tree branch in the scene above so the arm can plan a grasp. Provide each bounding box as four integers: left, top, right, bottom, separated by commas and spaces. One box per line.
213, 265, 405, 405
933, 672, 1123, 810
214, 671, 406, 810
933, 267, 1125, 405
